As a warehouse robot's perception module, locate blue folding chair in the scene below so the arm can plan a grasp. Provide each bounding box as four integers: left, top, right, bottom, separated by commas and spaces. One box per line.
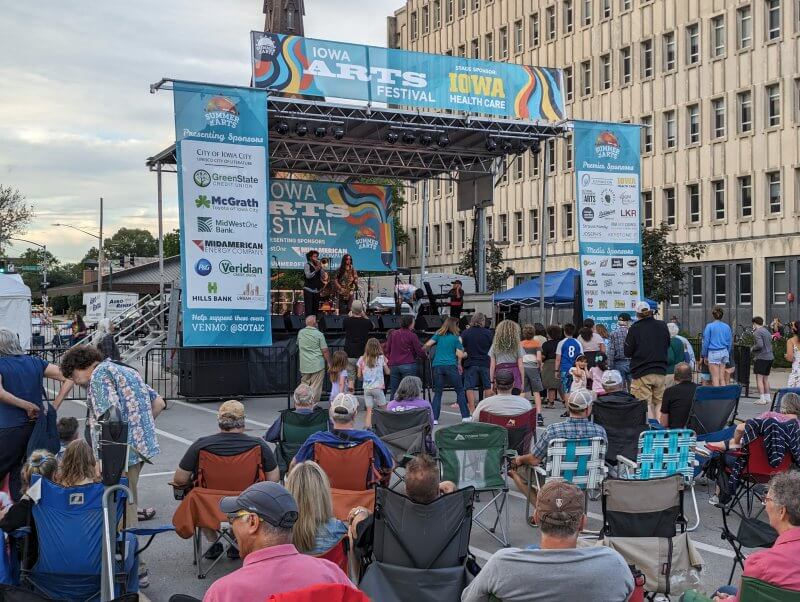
686, 385, 741, 435
770, 387, 800, 412
617, 429, 701, 531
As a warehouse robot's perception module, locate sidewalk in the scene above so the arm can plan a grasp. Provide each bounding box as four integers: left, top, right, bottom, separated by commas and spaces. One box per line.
739, 366, 792, 398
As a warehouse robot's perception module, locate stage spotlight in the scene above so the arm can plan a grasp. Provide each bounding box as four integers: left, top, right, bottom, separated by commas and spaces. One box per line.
275, 121, 289, 135
419, 134, 433, 146
501, 140, 514, 153
333, 126, 345, 140
485, 138, 498, 151
437, 134, 450, 147
313, 126, 327, 138
386, 131, 399, 143
295, 122, 308, 136
402, 131, 416, 144
515, 141, 528, 154
530, 139, 542, 155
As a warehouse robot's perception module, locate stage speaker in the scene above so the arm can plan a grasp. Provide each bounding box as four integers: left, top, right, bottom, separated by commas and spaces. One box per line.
321, 314, 346, 332
271, 315, 287, 332
380, 314, 403, 330
419, 315, 445, 331
285, 315, 305, 332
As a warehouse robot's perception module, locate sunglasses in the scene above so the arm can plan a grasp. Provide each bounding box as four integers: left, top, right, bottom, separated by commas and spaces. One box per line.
226, 510, 258, 523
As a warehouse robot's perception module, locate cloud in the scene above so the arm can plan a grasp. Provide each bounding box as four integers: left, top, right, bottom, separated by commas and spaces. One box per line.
0, 0, 401, 261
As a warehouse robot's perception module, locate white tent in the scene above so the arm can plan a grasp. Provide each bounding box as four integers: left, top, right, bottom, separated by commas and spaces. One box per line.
0, 274, 32, 350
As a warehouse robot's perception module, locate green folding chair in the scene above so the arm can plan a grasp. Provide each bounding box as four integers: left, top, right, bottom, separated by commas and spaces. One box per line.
435, 422, 515, 547
275, 408, 329, 478
739, 577, 800, 601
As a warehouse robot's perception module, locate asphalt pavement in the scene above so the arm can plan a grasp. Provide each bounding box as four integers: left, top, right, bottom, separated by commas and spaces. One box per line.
53, 369, 793, 601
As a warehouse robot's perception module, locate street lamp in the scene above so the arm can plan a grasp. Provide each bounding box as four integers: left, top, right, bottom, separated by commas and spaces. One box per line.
52, 196, 103, 293
6, 237, 49, 309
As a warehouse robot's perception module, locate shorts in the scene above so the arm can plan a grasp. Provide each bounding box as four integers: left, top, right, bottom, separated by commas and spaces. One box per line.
560, 371, 573, 393
753, 359, 773, 376
524, 366, 543, 393
364, 388, 387, 408
464, 365, 491, 390
707, 349, 729, 365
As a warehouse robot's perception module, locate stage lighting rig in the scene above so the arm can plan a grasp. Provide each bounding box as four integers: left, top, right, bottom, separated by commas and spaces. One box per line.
402, 131, 416, 144
386, 131, 399, 144
501, 140, 514, 153
274, 121, 289, 135
419, 134, 433, 146
295, 122, 308, 136
313, 126, 327, 138
437, 134, 450, 147
530, 138, 542, 155
332, 126, 345, 140
485, 138, 498, 152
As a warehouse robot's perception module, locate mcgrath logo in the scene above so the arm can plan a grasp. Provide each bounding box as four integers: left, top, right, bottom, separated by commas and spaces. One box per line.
194, 170, 211, 187
195, 195, 211, 209
582, 207, 595, 222
354, 226, 379, 250
204, 96, 240, 129
207, 281, 218, 294
195, 258, 213, 277
197, 217, 213, 233
595, 131, 621, 159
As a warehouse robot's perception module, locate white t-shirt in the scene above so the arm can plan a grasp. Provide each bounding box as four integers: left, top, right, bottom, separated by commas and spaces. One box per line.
473, 394, 533, 420
580, 332, 606, 352
357, 355, 386, 390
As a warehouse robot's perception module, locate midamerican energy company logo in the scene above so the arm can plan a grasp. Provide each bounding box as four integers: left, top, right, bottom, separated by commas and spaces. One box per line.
193, 240, 264, 254
594, 131, 621, 160
204, 96, 240, 129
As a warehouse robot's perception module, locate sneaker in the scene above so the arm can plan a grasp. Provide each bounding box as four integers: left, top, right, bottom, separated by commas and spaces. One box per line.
537, 415, 545, 427
753, 398, 769, 406
708, 494, 720, 506
138, 569, 150, 589
461, 416, 472, 422
203, 542, 224, 560
433, 419, 439, 425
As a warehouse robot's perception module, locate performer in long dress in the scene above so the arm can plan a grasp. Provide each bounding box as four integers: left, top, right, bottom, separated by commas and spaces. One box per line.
335, 253, 359, 315
303, 250, 325, 317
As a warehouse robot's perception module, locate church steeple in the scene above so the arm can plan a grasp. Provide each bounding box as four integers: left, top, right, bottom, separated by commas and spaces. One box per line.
263, 0, 305, 36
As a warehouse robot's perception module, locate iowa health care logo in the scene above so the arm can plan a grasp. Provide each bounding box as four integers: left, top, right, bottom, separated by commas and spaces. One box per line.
204, 96, 240, 129
594, 131, 621, 160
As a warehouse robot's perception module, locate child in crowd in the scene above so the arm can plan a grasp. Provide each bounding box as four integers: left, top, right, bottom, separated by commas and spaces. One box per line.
589, 353, 608, 396
328, 350, 350, 400
56, 416, 79, 461
556, 323, 583, 396
358, 338, 390, 428
569, 355, 589, 393
521, 324, 545, 427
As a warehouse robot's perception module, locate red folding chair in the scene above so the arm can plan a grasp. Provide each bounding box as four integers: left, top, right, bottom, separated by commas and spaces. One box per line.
478, 408, 537, 455
314, 535, 349, 574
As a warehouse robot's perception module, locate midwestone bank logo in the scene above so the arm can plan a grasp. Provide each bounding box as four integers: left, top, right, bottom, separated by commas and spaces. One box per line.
594, 130, 621, 160
204, 96, 240, 129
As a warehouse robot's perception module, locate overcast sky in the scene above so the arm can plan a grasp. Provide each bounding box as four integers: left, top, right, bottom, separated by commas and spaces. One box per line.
0, 0, 401, 262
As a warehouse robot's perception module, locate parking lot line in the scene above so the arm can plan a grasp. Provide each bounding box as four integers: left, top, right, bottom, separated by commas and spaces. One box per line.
168, 398, 271, 428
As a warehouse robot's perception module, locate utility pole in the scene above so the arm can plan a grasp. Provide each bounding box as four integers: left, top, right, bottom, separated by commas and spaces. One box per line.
97, 197, 104, 293
539, 147, 549, 324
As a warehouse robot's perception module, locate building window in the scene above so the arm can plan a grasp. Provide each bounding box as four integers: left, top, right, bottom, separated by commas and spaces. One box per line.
690, 267, 702, 305
546, 6, 557, 40
663, 110, 677, 149
643, 191, 654, 227
601, 0, 612, 19
485, 215, 493, 240
514, 211, 523, 243
766, 83, 781, 127
411, 227, 418, 255
422, 5, 429, 34
581, 60, 592, 96
447, 178, 454, 195
472, 0, 479, 10
768, 171, 782, 214
620, 46, 632, 85
446, 0, 454, 22
686, 23, 700, 65
424, 225, 430, 254
621, 0, 631, 10
485, 33, 494, 61
564, 66, 574, 102
738, 175, 753, 217
510, 155, 522, 180
582, 0, 592, 25
737, 5, 752, 49
564, 135, 573, 169
410, 11, 418, 39
663, 31, 676, 71
530, 209, 539, 242
688, 183, 701, 224
471, 38, 479, 58
530, 12, 540, 46
433, 0, 441, 29
687, 104, 700, 144
738, 90, 753, 133
531, 151, 540, 177
563, 0, 574, 34
547, 138, 557, 173
600, 53, 611, 90
711, 15, 726, 57
641, 116, 653, 153
433, 178, 441, 197
458, 220, 466, 249
457, 44, 466, 57
640, 39, 653, 78
563, 204, 574, 238
433, 224, 441, 252
499, 26, 508, 58
794, 77, 800, 123
771, 260, 787, 304
713, 265, 727, 305
712, 98, 726, 139
713, 179, 726, 220
499, 214, 508, 242
737, 264, 752, 304
664, 188, 676, 226
514, 19, 524, 53
459, 0, 466, 16
766, 0, 781, 41
547, 206, 556, 241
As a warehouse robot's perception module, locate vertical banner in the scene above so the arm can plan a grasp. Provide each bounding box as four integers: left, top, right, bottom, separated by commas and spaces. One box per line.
575, 121, 643, 330
173, 83, 271, 347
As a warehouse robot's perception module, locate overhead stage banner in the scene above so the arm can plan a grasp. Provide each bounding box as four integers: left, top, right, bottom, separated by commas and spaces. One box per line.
250, 32, 565, 121
574, 121, 643, 330
270, 179, 396, 272
173, 83, 271, 347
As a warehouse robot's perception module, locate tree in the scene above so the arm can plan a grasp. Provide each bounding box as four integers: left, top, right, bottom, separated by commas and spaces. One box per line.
457, 238, 514, 293
163, 229, 180, 257
17, 248, 58, 297
642, 221, 707, 303
103, 228, 158, 259
81, 247, 99, 263
0, 186, 34, 249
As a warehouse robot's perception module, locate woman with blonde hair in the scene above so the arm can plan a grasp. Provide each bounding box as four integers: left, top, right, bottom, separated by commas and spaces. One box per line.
489, 320, 525, 395
57, 439, 97, 488
285, 461, 347, 555
423, 317, 468, 422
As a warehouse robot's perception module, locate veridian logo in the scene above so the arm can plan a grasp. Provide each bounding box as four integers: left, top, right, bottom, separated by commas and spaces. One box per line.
218, 260, 264, 275
194, 170, 211, 187
197, 217, 213, 233
194, 259, 212, 277
207, 282, 218, 294
195, 195, 211, 208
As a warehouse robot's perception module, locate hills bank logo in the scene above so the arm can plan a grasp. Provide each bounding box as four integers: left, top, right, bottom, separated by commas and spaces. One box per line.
204, 96, 240, 129
594, 131, 621, 160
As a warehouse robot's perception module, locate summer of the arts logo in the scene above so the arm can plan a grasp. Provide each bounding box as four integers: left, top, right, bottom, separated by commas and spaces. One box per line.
204, 96, 240, 129
354, 225, 379, 251
255, 35, 277, 57
594, 131, 621, 160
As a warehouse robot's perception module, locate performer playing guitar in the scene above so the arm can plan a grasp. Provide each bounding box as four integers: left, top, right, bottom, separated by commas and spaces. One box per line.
335, 254, 359, 315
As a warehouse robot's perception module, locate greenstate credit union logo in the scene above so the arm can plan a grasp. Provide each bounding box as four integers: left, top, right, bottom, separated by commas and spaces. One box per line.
194, 170, 211, 187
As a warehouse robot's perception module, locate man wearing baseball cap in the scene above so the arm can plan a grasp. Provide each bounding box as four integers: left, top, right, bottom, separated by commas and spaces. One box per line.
607, 312, 632, 388
624, 300, 671, 420
462, 480, 633, 601
596, 370, 639, 406
203, 482, 352, 601
472, 368, 533, 421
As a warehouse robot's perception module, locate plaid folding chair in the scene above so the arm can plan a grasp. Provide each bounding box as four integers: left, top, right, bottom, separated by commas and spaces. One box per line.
435, 422, 514, 547
770, 387, 800, 412
617, 429, 700, 531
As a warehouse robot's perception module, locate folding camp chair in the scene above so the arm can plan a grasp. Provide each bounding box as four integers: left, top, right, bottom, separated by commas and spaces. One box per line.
478, 408, 537, 455
268, 583, 371, 602
435, 422, 513, 547
591, 396, 647, 470
770, 387, 800, 412
617, 429, 701, 531
171, 445, 267, 579
371, 407, 433, 486
274, 408, 329, 478
686, 385, 741, 436
358, 486, 475, 602
738, 577, 800, 601
313, 440, 381, 521
313, 535, 349, 575
600, 475, 703, 597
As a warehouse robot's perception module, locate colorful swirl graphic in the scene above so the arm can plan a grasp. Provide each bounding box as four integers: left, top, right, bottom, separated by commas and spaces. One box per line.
513, 66, 566, 121
253, 34, 316, 94
326, 183, 395, 269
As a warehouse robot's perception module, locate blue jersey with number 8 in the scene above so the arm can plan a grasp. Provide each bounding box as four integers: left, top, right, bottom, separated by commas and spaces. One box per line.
559, 338, 582, 374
